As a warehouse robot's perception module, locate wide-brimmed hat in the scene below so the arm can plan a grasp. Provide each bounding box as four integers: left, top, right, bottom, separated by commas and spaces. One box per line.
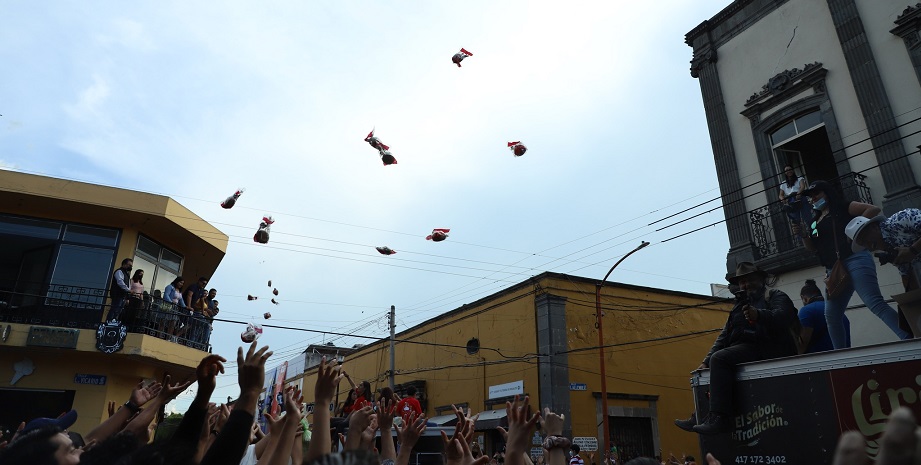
727, 261, 767, 284
22, 409, 78, 434
845, 215, 885, 252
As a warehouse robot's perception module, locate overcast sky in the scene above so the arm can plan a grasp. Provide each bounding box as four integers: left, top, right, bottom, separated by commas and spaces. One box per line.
0, 0, 737, 408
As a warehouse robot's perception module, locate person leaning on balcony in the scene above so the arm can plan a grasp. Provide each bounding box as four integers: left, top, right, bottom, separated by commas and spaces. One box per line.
793, 181, 910, 349
163, 277, 187, 339
778, 165, 810, 227
107, 258, 133, 322
676, 262, 799, 435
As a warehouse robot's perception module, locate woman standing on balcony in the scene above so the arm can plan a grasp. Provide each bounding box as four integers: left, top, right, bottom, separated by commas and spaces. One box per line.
130, 269, 145, 297
778, 165, 810, 236
794, 180, 909, 348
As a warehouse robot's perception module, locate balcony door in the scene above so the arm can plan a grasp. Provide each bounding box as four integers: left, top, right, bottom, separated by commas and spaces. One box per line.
771, 110, 837, 187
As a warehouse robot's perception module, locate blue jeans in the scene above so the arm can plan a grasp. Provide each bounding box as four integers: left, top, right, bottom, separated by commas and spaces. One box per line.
825, 250, 909, 348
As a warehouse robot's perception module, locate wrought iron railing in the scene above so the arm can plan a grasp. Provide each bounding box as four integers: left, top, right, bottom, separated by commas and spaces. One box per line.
749, 172, 873, 260
0, 283, 211, 351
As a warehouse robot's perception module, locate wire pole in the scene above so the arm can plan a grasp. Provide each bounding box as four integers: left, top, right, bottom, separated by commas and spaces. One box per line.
596, 241, 649, 458
390, 305, 396, 389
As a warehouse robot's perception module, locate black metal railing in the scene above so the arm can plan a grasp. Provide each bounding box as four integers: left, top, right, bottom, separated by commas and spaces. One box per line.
0, 283, 212, 351
749, 172, 873, 260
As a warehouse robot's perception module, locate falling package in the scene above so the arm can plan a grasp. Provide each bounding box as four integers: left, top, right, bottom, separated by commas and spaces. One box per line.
508, 141, 527, 157
241, 323, 263, 343
220, 188, 245, 209
451, 48, 473, 67
376, 246, 396, 255
253, 216, 275, 244
426, 228, 450, 242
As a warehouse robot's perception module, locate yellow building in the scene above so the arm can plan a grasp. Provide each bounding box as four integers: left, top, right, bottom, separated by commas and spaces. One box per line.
0, 171, 227, 436
280, 272, 730, 460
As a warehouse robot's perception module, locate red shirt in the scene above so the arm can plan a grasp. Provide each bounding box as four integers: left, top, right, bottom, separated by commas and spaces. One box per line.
396, 397, 423, 420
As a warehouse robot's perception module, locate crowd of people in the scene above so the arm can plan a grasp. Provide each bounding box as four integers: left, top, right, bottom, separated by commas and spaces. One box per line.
108, 260, 220, 347
673, 176, 920, 435
3, 342, 920, 465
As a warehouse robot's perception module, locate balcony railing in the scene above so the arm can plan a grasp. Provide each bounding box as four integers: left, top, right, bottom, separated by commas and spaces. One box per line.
749, 172, 873, 260
0, 283, 212, 352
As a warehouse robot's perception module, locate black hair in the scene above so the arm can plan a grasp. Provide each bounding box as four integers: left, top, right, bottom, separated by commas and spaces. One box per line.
80, 431, 142, 465
571, 444, 580, 453
806, 180, 849, 221
0, 426, 63, 465
379, 387, 394, 403
132, 269, 144, 284
171, 277, 185, 287
359, 381, 372, 398
685, 456, 696, 462
801, 279, 823, 299
406, 386, 417, 396
122, 258, 133, 266
342, 388, 356, 409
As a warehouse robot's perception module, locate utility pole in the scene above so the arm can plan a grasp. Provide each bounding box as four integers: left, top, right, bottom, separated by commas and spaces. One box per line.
596, 241, 649, 458
389, 305, 396, 389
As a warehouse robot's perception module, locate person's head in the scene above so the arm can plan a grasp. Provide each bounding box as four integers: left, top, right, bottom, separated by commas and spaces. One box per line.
121, 258, 133, 270
800, 279, 824, 305
783, 165, 796, 180
171, 277, 185, 289
844, 215, 886, 252
0, 426, 82, 465
379, 387, 394, 403
803, 180, 842, 214
405, 386, 417, 398
358, 381, 371, 397
348, 389, 358, 401
211, 300, 218, 309
208, 288, 217, 299
728, 262, 768, 297
132, 269, 144, 283
571, 445, 580, 456
197, 277, 208, 287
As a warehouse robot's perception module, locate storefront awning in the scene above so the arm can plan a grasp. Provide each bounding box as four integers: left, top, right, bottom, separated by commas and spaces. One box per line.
474, 409, 508, 431
427, 413, 460, 426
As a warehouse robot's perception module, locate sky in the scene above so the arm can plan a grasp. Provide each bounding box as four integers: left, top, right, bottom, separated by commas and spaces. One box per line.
0, 0, 737, 409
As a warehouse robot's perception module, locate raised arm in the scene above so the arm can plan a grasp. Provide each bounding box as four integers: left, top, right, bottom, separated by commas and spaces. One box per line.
848, 201, 881, 219
84, 380, 163, 443
305, 356, 342, 462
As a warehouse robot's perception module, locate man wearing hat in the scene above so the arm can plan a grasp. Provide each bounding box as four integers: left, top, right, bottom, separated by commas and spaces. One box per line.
679, 262, 799, 434
845, 207, 921, 292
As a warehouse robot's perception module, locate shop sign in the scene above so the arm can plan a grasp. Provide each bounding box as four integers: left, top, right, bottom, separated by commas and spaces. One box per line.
28, 327, 79, 349
488, 380, 523, 399
573, 437, 598, 451
74, 374, 107, 385
569, 383, 587, 391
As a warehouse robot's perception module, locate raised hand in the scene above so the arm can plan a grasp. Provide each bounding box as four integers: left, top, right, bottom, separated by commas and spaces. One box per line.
315, 357, 343, 404
538, 406, 563, 436
360, 415, 379, 450
396, 412, 427, 451
195, 354, 227, 397
505, 396, 540, 465
159, 374, 193, 402
130, 380, 163, 407
345, 405, 374, 450
237, 342, 272, 395
378, 398, 396, 432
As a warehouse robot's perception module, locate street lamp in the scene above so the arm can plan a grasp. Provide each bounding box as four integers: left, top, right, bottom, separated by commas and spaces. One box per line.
595, 241, 649, 459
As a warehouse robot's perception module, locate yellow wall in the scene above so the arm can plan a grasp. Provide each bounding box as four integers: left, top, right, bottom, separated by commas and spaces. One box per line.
0, 323, 203, 434
293, 285, 541, 416
544, 278, 728, 456
0, 171, 228, 433
282, 274, 729, 457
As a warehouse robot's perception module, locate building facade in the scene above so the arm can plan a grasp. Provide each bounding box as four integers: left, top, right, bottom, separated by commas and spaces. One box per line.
0, 171, 228, 436
686, 0, 921, 344
272, 272, 730, 462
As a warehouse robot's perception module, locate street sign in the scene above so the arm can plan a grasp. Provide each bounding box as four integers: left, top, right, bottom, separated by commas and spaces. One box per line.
569, 382, 587, 391
74, 374, 107, 385
573, 437, 598, 451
